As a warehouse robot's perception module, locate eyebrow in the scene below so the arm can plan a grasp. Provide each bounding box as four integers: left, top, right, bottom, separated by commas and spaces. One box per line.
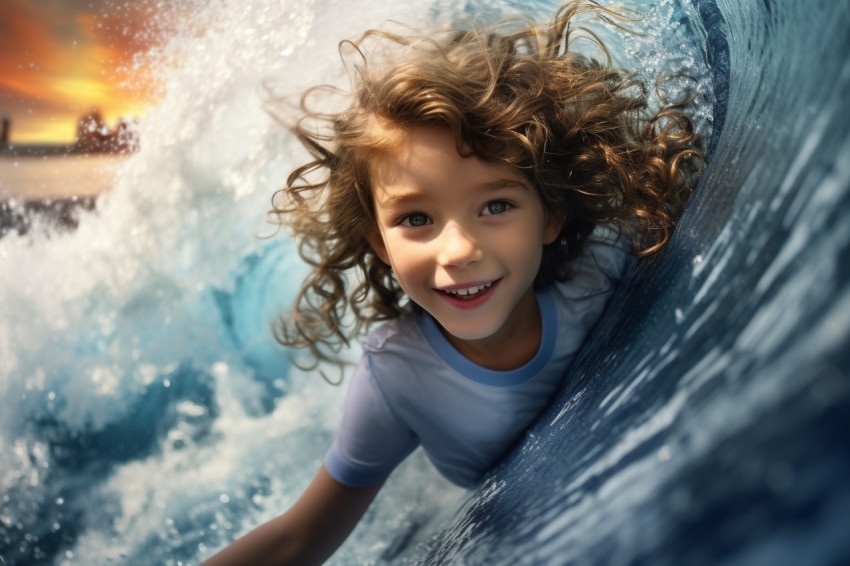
481, 178, 531, 191
376, 191, 422, 211
376, 178, 529, 210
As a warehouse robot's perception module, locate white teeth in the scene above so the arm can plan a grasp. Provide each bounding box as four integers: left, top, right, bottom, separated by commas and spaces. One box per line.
445, 282, 492, 297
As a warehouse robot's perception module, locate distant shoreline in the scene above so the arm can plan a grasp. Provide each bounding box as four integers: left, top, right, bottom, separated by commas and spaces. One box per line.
0, 151, 108, 238
0, 152, 125, 199
0, 148, 127, 238
0, 143, 121, 158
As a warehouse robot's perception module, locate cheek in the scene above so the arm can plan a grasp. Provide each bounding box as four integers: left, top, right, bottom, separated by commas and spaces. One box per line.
396, 252, 429, 279
382, 237, 426, 278
504, 220, 547, 261
515, 242, 544, 273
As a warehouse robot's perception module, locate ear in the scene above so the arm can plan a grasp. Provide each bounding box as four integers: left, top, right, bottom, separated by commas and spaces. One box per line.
367, 229, 391, 265
542, 211, 565, 245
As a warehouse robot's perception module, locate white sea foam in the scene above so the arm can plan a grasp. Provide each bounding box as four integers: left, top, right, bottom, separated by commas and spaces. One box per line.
0, 0, 493, 563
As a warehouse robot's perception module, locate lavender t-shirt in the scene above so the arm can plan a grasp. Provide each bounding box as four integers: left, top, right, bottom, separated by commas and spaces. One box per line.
324, 227, 629, 487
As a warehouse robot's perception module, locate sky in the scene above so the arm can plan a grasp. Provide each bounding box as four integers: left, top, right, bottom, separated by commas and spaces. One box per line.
0, 0, 167, 143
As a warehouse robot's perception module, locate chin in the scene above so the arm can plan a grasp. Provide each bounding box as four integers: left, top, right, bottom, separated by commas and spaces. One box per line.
438, 318, 502, 342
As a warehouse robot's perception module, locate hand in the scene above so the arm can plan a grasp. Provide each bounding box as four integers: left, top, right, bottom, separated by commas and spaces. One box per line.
202, 465, 383, 566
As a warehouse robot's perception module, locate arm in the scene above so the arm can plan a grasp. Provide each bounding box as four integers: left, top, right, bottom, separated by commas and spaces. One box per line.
202, 465, 383, 566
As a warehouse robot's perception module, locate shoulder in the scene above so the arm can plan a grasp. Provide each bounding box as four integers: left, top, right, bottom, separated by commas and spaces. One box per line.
342, 320, 425, 428
355, 314, 440, 390
359, 314, 425, 354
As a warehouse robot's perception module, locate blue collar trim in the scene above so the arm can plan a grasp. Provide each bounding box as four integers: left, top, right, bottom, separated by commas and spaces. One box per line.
418, 289, 557, 387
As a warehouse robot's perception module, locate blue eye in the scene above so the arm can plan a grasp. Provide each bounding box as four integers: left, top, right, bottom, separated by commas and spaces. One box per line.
482, 201, 511, 215
400, 213, 431, 227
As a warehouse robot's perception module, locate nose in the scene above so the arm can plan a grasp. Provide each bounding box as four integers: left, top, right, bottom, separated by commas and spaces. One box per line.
436, 223, 483, 268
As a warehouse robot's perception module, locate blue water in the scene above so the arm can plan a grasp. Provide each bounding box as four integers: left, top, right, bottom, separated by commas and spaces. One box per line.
0, 0, 847, 565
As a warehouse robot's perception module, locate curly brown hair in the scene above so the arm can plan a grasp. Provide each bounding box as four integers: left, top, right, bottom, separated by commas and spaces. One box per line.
270, 0, 703, 373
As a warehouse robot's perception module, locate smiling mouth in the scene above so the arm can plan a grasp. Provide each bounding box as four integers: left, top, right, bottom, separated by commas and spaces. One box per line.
438, 280, 497, 299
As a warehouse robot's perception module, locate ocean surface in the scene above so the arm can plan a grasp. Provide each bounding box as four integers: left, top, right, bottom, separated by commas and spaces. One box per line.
0, 155, 125, 200
1, 0, 848, 565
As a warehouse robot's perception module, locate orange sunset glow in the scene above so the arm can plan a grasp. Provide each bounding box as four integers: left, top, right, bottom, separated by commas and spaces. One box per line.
0, 0, 167, 143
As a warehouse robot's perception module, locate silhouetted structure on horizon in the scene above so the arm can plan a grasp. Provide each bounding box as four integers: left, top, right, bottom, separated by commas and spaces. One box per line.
0, 110, 139, 156
1, 117, 9, 147
74, 109, 139, 154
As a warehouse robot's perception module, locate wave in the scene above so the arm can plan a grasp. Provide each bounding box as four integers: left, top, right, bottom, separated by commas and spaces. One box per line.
0, 0, 847, 565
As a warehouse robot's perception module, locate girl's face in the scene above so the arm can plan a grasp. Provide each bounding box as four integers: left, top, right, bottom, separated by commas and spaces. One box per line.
368, 125, 561, 366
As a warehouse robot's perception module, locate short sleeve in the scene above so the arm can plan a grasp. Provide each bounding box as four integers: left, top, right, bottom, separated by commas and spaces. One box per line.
324, 353, 419, 487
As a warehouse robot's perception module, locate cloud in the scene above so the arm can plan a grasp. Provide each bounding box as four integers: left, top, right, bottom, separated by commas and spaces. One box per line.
0, 0, 166, 142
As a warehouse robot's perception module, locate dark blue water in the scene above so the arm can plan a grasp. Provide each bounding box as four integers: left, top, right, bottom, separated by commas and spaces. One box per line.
0, 1, 847, 565
416, 1, 850, 564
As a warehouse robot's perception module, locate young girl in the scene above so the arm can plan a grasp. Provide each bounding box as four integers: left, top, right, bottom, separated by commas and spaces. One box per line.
204, 1, 701, 563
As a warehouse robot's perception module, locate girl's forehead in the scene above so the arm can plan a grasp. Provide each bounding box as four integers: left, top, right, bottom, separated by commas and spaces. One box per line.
369, 125, 529, 198
369, 126, 464, 178
369, 124, 477, 169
